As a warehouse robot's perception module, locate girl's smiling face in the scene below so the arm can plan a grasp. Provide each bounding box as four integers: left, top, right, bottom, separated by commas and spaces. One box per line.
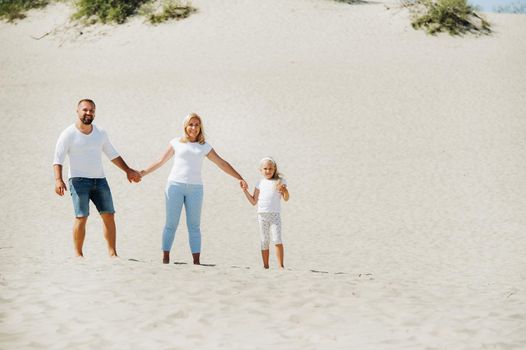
260, 161, 276, 179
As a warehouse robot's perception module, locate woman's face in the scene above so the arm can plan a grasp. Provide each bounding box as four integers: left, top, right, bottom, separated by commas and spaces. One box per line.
260, 161, 276, 179
186, 117, 201, 141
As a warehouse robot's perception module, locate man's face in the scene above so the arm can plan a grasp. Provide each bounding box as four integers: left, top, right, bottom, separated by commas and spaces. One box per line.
77, 101, 95, 125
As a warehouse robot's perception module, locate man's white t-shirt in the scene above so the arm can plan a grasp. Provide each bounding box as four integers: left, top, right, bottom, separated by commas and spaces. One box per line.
167, 138, 213, 185
256, 178, 287, 213
53, 124, 119, 179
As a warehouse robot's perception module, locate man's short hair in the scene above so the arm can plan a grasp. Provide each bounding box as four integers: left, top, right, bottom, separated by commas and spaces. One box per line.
77, 99, 96, 108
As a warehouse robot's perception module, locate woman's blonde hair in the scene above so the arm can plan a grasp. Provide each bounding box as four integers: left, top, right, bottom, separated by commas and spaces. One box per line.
180, 113, 206, 144
260, 157, 283, 181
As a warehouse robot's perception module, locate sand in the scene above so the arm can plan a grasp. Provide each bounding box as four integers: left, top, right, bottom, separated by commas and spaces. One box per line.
1, 0, 525, 348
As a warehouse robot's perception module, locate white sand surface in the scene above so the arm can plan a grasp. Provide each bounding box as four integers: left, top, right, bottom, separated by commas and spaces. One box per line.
1, 0, 526, 348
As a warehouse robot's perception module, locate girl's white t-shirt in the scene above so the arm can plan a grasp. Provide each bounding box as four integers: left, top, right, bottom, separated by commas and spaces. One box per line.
167, 138, 212, 185
256, 178, 287, 213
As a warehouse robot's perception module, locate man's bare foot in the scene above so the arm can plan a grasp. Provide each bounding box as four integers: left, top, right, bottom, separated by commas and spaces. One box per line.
163, 251, 170, 264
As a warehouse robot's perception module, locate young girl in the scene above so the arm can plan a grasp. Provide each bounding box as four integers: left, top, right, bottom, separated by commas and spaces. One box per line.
242, 157, 289, 269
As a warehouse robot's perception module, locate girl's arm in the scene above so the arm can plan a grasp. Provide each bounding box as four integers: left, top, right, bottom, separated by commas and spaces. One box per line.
207, 149, 247, 187
140, 145, 174, 177
243, 187, 259, 206
279, 183, 290, 201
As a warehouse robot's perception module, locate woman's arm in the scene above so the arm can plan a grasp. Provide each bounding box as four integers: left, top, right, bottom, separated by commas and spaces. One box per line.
140, 145, 174, 177
243, 187, 259, 206
206, 149, 247, 186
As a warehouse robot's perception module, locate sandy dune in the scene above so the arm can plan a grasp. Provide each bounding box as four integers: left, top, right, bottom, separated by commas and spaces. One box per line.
1, 0, 525, 348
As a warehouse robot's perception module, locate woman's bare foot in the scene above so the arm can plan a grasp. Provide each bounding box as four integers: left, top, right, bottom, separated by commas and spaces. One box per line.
163, 251, 170, 264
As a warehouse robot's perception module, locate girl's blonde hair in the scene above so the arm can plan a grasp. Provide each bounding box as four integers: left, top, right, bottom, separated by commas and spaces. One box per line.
260, 157, 283, 181
180, 113, 206, 144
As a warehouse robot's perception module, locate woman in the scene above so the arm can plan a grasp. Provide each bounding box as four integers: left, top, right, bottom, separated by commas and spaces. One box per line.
141, 113, 246, 264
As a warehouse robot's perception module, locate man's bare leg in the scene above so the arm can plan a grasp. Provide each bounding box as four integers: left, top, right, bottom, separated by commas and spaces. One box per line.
101, 213, 117, 257
192, 252, 200, 265
275, 244, 284, 269
261, 249, 270, 269
73, 217, 88, 257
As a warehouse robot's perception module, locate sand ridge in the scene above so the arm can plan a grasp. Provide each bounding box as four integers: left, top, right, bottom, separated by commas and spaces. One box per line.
1, 0, 525, 348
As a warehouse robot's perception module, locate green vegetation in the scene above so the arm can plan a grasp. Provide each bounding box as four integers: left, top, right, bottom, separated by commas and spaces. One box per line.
140, 0, 196, 24
405, 0, 491, 35
495, 2, 526, 13
0, 0, 195, 24
0, 0, 50, 22
72, 0, 148, 24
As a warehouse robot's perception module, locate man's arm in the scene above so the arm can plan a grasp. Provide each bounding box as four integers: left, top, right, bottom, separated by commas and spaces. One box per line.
111, 156, 141, 183
53, 131, 69, 196
54, 164, 67, 196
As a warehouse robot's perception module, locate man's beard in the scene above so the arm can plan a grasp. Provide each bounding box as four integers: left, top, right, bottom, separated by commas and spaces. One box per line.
81, 116, 94, 125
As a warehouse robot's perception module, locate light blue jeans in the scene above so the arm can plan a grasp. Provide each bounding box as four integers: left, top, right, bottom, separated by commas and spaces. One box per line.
162, 182, 204, 253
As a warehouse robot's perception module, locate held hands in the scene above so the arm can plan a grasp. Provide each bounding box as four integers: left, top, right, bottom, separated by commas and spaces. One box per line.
240, 179, 248, 191
127, 169, 142, 183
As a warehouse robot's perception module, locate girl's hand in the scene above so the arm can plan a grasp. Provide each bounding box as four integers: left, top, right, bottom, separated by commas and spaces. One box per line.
278, 184, 289, 201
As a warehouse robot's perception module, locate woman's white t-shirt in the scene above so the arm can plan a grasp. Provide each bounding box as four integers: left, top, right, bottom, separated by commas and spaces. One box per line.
167, 138, 212, 185
256, 178, 287, 213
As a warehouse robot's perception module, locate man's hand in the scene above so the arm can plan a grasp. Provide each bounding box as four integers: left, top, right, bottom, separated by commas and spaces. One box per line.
127, 169, 142, 183
55, 179, 67, 196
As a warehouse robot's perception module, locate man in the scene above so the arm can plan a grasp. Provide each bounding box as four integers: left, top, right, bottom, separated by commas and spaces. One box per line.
53, 99, 141, 257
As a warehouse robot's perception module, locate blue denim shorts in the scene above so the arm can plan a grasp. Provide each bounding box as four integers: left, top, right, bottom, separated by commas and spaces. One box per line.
69, 177, 115, 217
